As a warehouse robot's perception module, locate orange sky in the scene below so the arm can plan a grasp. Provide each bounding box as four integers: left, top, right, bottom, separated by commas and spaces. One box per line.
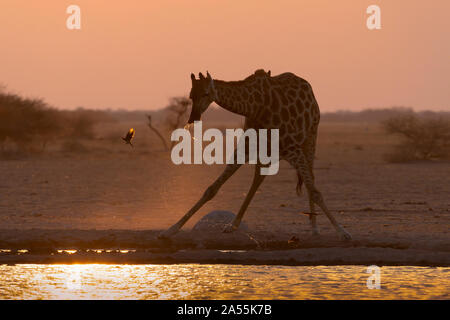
1, 0, 449, 111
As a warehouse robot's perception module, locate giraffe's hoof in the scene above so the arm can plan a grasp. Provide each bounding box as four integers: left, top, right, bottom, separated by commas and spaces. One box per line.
222, 224, 237, 233
339, 230, 352, 241
158, 226, 179, 239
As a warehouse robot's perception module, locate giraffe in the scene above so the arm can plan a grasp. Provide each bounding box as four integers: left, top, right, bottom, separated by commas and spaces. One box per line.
159, 69, 352, 240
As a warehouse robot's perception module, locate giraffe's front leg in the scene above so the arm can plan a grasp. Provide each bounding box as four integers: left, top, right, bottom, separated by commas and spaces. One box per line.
158, 162, 242, 239
223, 165, 266, 233
158, 223, 182, 239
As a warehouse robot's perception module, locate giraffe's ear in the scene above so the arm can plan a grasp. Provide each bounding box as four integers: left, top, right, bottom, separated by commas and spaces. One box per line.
199, 72, 205, 80
191, 73, 196, 81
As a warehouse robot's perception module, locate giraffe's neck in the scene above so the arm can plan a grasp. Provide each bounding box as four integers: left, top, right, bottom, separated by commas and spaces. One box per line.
213, 80, 254, 118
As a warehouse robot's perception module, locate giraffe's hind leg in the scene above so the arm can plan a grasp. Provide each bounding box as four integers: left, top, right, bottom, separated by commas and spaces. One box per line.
307, 193, 319, 236
288, 149, 352, 240
303, 134, 319, 235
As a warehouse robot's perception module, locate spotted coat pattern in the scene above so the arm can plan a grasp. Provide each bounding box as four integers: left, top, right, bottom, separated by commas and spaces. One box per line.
213, 71, 320, 192
159, 70, 352, 241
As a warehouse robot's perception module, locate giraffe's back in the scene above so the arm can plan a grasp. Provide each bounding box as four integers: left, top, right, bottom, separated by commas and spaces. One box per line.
247, 72, 320, 151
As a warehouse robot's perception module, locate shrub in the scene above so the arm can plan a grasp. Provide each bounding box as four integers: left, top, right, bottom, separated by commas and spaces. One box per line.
0, 92, 64, 151
61, 107, 113, 140
66, 112, 96, 139
0, 91, 106, 155
383, 114, 450, 162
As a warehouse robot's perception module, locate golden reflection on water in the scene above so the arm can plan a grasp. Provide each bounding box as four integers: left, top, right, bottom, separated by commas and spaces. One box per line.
56, 250, 77, 255
0, 264, 448, 300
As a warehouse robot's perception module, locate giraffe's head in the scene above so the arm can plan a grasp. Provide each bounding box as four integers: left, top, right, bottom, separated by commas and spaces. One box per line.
188, 72, 217, 123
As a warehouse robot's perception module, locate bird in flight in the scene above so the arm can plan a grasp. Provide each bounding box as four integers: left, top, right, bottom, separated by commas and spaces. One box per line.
122, 128, 135, 147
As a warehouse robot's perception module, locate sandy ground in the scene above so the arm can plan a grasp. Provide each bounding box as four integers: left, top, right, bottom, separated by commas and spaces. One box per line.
0, 122, 449, 265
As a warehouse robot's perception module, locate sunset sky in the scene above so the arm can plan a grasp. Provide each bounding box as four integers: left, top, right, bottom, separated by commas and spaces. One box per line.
1, 0, 449, 111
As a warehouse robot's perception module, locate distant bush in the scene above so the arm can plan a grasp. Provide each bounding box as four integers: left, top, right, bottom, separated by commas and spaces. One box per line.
163, 97, 191, 149
61, 107, 115, 140
383, 114, 450, 162
0, 92, 64, 151
66, 111, 96, 139
164, 96, 191, 131
0, 91, 107, 155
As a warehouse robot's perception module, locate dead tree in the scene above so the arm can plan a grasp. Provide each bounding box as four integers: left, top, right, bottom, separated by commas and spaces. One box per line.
147, 115, 169, 151
165, 97, 191, 149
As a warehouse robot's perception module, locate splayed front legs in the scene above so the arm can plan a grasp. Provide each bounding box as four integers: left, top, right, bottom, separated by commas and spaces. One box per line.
158, 162, 242, 239
223, 165, 266, 233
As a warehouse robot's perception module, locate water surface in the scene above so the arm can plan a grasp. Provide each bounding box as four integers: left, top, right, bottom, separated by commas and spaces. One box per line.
0, 264, 448, 299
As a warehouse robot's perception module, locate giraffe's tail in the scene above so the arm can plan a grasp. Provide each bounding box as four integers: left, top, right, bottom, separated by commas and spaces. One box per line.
296, 172, 303, 196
